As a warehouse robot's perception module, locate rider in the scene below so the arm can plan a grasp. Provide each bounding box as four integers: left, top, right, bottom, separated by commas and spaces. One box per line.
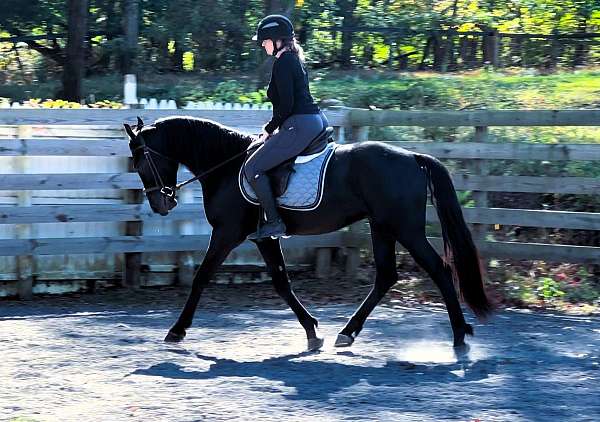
245, 14, 329, 240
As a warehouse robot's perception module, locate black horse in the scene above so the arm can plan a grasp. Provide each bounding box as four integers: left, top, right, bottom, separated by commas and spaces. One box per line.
124, 116, 492, 350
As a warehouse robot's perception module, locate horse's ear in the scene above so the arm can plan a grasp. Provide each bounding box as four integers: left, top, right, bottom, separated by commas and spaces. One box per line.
136, 117, 144, 130
123, 123, 136, 141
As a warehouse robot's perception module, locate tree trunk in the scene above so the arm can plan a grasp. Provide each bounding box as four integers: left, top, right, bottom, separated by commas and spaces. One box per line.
121, 0, 139, 74
92, 0, 119, 73
418, 36, 433, 70
467, 37, 478, 68
62, 0, 88, 102
547, 30, 560, 70
510, 36, 523, 67
170, 42, 185, 71
227, 0, 248, 71
432, 33, 446, 71
572, 19, 588, 68
339, 0, 358, 68
447, 34, 457, 71
363, 44, 373, 67
199, 38, 220, 70
482, 28, 499, 67
265, 0, 285, 14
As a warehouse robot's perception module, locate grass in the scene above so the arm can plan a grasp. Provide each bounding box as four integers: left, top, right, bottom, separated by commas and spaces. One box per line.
3, 66, 600, 110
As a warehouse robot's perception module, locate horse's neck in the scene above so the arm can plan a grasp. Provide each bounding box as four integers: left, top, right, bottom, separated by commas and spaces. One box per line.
176, 123, 250, 176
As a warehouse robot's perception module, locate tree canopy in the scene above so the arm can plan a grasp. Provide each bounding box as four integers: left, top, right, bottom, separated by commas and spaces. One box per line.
1, 0, 600, 99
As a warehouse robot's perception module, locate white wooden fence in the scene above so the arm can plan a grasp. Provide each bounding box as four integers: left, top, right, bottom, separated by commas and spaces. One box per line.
0, 107, 355, 298
0, 106, 598, 299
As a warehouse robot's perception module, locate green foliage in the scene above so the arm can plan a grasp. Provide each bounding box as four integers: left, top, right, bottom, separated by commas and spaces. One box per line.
179, 81, 267, 104
499, 263, 599, 308
212, 80, 251, 103
536, 277, 565, 300
310, 72, 460, 109
456, 191, 475, 207
238, 89, 268, 104
3, 0, 600, 80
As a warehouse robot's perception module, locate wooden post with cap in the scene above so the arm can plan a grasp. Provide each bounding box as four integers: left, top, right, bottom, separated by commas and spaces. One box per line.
123, 130, 143, 288
16, 125, 34, 300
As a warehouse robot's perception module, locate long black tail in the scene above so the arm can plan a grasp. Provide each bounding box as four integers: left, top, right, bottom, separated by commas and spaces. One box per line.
415, 153, 494, 319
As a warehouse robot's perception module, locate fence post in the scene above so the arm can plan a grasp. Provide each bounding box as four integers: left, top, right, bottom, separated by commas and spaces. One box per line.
314, 104, 348, 279
470, 126, 490, 259
177, 188, 195, 286
123, 74, 138, 108
315, 248, 332, 279
344, 117, 370, 279
123, 156, 143, 288
16, 125, 33, 300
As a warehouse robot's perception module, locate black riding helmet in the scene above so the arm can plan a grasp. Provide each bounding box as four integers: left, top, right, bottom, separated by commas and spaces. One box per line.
252, 14, 295, 55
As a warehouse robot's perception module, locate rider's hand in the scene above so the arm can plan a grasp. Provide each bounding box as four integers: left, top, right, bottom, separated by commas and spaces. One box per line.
247, 130, 272, 151
258, 130, 271, 143
247, 131, 268, 151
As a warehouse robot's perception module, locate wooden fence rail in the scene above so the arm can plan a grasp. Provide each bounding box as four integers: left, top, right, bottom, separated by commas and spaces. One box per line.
1, 204, 598, 231
0, 107, 599, 298
2, 172, 599, 194
3, 138, 600, 160
0, 232, 363, 257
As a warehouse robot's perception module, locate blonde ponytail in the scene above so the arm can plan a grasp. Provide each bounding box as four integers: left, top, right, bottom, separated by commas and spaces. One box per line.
281, 37, 306, 62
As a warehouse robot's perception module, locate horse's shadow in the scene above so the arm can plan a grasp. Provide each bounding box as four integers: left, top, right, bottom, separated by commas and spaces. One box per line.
131, 347, 496, 401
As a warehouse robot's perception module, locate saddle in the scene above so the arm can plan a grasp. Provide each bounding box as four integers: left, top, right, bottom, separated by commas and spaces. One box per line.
250, 126, 334, 197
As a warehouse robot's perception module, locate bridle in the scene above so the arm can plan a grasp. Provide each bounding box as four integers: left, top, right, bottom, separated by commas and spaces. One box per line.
131, 131, 179, 199
132, 130, 262, 200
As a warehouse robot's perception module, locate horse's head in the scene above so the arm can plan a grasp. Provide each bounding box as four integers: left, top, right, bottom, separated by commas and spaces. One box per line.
124, 117, 179, 216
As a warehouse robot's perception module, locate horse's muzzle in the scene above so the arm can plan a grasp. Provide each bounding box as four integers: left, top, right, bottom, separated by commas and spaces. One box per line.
148, 191, 178, 216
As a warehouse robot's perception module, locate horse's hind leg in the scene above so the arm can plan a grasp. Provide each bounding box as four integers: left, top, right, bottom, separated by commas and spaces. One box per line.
255, 238, 324, 351
398, 233, 472, 347
335, 227, 397, 347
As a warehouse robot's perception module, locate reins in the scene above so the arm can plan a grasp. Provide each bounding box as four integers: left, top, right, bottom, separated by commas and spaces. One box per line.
175, 142, 262, 190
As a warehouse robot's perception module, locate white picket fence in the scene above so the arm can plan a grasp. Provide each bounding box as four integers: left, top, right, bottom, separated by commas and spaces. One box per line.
0, 99, 273, 111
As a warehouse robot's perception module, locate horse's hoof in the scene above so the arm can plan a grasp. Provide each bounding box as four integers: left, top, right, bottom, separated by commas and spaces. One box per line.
164, 330, 186, 343
454, 342, 470, 356
334, 333, 354, 347
307, 337, 324, 351
453, 323, 474, 347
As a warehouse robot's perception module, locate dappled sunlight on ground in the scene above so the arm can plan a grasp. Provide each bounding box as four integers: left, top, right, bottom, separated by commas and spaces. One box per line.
1, 287, 599, 421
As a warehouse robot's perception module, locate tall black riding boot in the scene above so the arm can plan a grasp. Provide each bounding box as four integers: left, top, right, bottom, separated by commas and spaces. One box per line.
247, 173, 287, 240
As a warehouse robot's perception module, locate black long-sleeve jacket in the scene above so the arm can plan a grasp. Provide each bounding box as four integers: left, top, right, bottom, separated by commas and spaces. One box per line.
264, 51, 320, 134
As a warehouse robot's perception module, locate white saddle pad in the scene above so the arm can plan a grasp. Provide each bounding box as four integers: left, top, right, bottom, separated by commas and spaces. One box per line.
239, 142, 338, 211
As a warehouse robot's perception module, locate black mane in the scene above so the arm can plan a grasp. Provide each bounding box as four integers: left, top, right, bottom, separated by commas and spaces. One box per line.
153, 116, 255, 173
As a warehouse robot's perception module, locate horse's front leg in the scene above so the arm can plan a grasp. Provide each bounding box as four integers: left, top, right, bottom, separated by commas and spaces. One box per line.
255, 238, 323, 351
165, 230, 243, 342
